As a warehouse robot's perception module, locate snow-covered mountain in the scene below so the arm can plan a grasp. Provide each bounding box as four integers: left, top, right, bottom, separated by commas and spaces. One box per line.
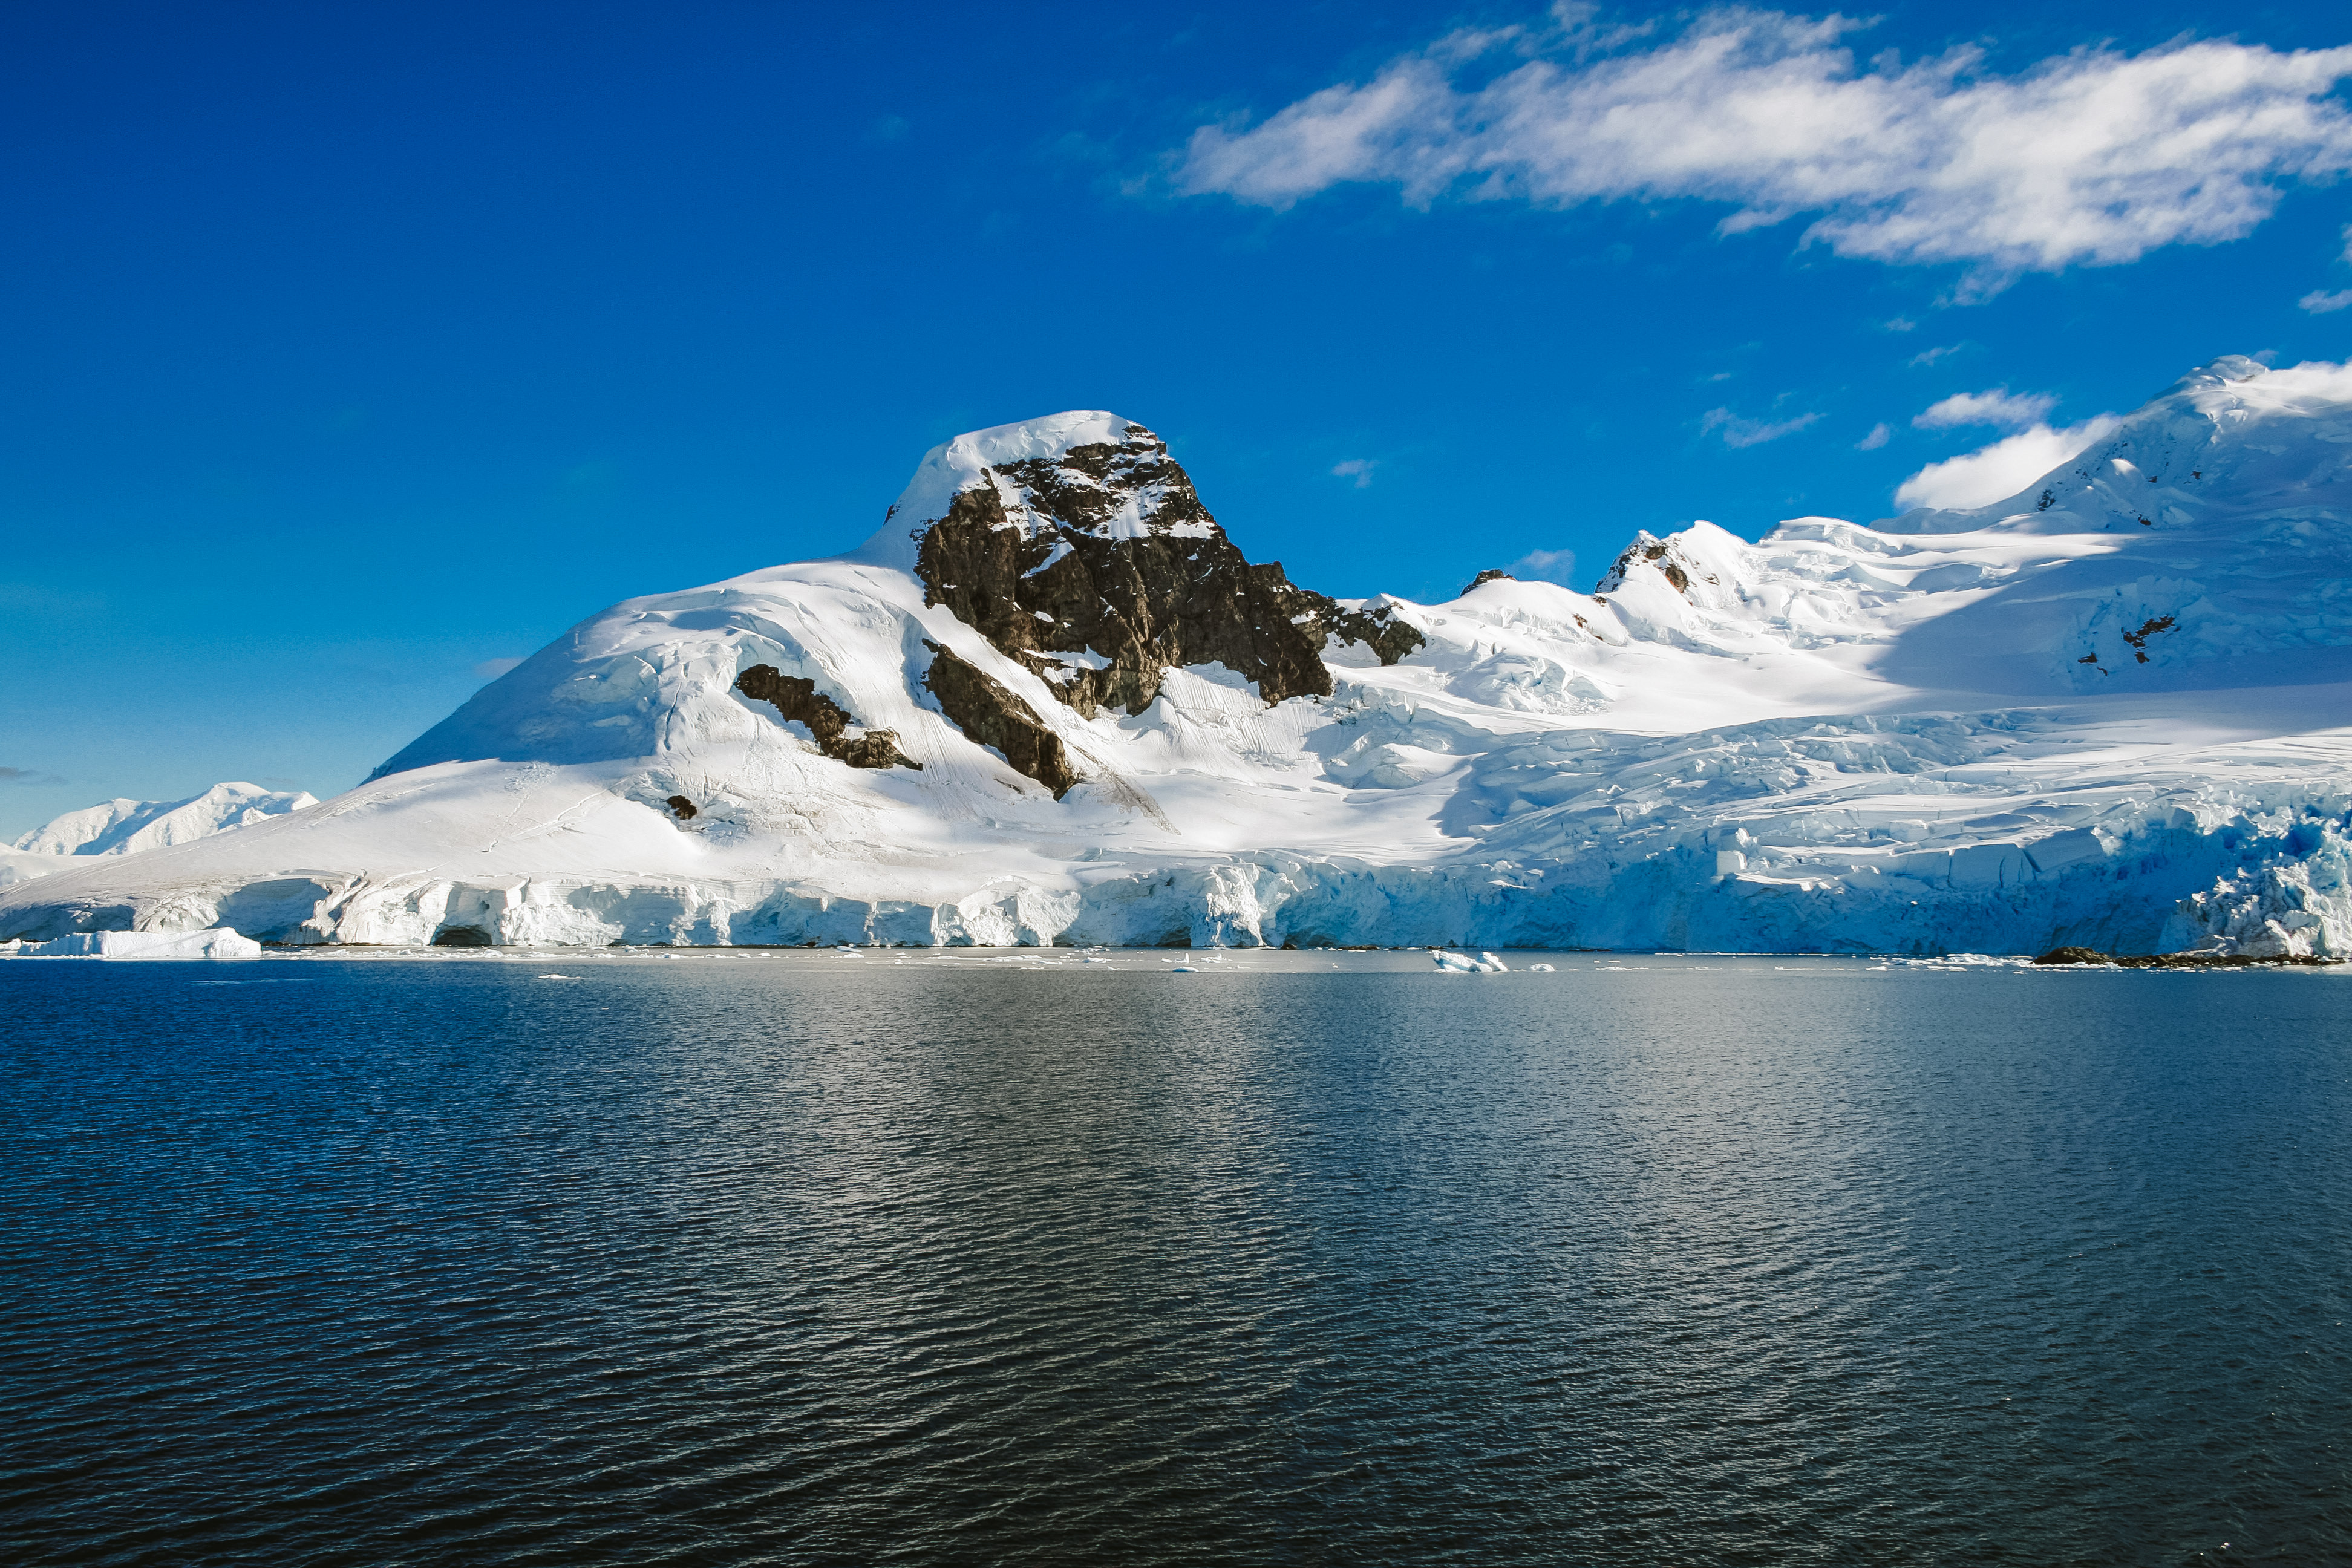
7, 358, 2351, 956
0, 783, 316, 888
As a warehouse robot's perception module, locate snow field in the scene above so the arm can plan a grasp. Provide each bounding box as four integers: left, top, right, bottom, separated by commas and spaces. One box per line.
7, 357, 2352, 956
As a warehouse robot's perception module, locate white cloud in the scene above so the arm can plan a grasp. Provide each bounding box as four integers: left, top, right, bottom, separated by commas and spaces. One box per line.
1884, 316, 1918, 332
1856, 422, 1892, 450
1893, 414, 2123, 511
2301, 288, 2352, 313
1907, 343, 1967, 367
1178, 11, 2352, 289
474, 657, 526, 681
1700, 407, 1820, 448
1509, 546, 1579, 585
1331, 458, 1379, 487
1913, 388, 2057, 430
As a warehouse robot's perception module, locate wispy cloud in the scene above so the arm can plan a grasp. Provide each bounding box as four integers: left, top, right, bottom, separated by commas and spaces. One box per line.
1509, 547, 1579, 586
2301, 288, 2352, 313
1895, 414, 2124, 511
1331, 458, 1379, 488
1907, 343, 1968, 367
1856, 422, 1892, 450
1700, 407, 1821, 448
473, 657, 526, 681
1178, 10, 2352, 293
1913, 388, 2057, 430
1883, 316, 1918, 332
0, 765, 64, 786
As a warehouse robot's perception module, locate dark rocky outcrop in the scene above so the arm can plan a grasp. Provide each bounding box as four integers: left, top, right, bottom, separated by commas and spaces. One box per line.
734, 665, 920, 771
921, 642, 1081, 798
666, 795, 698, 821
2120, 615, 2177, 663
1460, 569, 1515, 597
911, 422, 1421, 719
2031, 945, 2337, 967
1598, 534, 1704, 598
431, 925, 492, 947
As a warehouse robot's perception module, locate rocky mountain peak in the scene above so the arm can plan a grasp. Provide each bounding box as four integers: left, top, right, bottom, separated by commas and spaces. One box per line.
858, 410, 1422, 724
854, 410, 1173, 570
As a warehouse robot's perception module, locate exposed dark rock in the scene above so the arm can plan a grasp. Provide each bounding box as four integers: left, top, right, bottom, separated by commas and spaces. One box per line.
1314, 601, 1425, 666
2032, 945, 2338, 968
734, 664, 920, 770
833, 730, 916, 769
666, 795, 698, 821
1461, 569, 1515, 597
1598, 534, 1697, 598
735, 665, 852, 747
2120, 614, 2177, 664
910, 422, 1422, 718
431, 926, 492, 947
921, 641, 1082, 798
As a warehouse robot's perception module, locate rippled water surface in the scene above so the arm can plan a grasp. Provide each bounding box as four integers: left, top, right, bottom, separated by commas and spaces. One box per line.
5, 950, 2350, 1565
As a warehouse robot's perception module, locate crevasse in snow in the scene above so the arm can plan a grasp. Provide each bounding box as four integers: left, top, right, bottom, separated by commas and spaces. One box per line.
7, 358, 2352, 956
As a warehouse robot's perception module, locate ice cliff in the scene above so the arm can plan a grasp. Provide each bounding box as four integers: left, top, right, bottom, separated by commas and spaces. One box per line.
7, 358, 2352, 956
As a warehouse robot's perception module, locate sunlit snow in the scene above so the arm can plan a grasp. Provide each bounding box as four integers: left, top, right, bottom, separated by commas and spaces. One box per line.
8, 356, 2352, 958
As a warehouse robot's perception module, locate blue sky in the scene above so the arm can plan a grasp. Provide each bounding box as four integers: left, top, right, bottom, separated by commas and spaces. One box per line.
5, 0, 2351, 835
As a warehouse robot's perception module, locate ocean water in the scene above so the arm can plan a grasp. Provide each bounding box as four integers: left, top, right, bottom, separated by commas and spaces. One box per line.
4, 950, 2348, 1566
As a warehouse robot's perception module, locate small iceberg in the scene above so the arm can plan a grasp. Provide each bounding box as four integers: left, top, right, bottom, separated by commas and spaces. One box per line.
1431, 949, 1508, 973
24, 927, 261, 960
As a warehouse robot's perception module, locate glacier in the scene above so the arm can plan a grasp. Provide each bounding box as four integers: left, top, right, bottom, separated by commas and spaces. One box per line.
6, 354, 2352, 957
1, 782, 318, 889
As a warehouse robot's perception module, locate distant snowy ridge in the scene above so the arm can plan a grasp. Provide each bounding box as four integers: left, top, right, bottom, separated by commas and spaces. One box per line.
1, 783, 316, 888
5, 359, 2352, 957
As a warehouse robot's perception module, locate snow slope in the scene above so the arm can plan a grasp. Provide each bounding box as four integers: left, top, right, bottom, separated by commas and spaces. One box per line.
7, 357, 2351, 956
1, 783, 316, 888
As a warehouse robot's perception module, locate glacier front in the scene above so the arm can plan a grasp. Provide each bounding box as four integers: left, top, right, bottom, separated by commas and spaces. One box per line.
7, 355, 2352, 957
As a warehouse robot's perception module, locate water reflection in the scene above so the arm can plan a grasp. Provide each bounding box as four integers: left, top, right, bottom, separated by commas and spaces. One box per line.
2, 956, 2348, 1563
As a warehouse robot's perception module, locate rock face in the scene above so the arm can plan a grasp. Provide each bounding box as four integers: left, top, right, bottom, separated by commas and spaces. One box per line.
904, 420, 1420, 717
734, 665, 920, 771
1597, 534, 1705, 597
920, 642, 1082, 798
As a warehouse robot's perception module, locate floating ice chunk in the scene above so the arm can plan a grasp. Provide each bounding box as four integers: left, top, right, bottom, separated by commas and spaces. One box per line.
1527, 962, 1557, 972
1431, 949, 1509, 973
25, 927, 261, 959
